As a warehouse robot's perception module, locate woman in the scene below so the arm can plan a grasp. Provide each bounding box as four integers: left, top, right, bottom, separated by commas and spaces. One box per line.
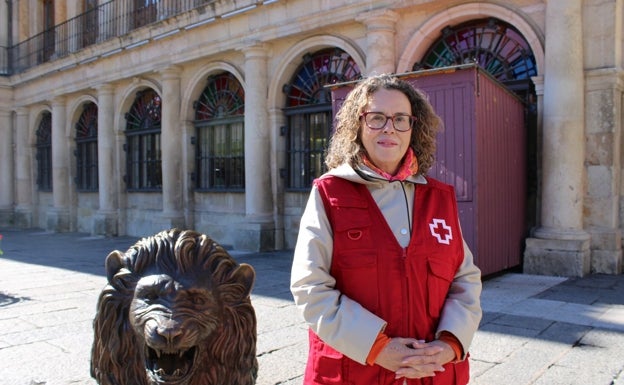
290, 74, 482, 384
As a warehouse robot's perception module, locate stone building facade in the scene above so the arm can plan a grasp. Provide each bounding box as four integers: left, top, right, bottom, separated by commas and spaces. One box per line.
0, 0, 622, 276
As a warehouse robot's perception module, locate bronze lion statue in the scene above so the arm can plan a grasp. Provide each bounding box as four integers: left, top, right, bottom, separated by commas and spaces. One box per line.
91, 229, 258, 385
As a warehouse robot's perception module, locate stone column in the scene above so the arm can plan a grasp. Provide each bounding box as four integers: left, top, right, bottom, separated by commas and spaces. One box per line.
48, 96, 70, 231
93, 84, 118, 235
0, 109, 14, 224
241, 43, 275, 251
583, 70, 623, 274
524, 0, 590, 276
530, 75, 544, 229
269, 106, 286, 249
356, 9, 399, 76
157, 66, 185, 229
14, 108, 33, 227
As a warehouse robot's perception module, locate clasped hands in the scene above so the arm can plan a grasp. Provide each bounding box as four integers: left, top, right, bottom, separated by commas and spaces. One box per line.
375, 337, 455, 379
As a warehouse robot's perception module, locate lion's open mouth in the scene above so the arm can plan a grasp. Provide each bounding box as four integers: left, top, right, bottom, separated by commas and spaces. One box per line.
145, 346, 198, 384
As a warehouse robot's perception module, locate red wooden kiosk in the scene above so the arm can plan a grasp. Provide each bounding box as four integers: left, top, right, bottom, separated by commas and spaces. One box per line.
329, 64, 527, 276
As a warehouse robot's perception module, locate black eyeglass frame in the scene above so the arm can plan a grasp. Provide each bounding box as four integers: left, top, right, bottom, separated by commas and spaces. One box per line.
360, 111, 417, 132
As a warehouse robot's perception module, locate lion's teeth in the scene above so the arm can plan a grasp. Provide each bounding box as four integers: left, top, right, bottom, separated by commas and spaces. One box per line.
179, 350, 184, 358
156, 349, 161, 358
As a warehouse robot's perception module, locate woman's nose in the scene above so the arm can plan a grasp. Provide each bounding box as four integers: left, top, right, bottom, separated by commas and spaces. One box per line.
382, 117, 395, 133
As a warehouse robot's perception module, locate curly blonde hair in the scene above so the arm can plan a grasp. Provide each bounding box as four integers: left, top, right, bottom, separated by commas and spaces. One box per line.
325, 74, 441, 174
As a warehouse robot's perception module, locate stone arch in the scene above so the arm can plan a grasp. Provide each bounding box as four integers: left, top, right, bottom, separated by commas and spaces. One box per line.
68, 95, 98, 139
268, 35, 365, 111
397, 2, 544, 75
182, 62, 245, 123
29, 105, 52, 145
115, 78, 162, 134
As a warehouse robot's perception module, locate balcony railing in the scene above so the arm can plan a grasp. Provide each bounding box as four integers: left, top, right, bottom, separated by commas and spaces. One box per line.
4, 0, 262, 76
0, 46, 8, 75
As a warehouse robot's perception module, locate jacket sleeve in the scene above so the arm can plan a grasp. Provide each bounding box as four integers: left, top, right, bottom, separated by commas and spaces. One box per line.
290, 186, 387, 365
435, 239, 483, 359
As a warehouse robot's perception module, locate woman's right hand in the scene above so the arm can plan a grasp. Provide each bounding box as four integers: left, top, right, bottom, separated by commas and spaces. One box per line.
375, 338, 445, 378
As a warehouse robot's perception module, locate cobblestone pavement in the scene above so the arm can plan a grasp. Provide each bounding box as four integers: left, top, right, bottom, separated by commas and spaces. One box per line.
0, 228, 623, 385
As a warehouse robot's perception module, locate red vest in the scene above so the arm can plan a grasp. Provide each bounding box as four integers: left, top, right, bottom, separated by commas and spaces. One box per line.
305, 176, 469, 385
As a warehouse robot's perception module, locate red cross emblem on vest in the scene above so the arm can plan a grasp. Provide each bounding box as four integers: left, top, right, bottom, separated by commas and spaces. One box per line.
429, 218, 453, 245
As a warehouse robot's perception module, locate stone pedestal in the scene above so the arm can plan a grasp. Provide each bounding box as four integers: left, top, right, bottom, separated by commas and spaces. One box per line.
591, 250, 623, 274
589, 229, 622, 274
152, 212, 186, 232
234, 219, 276, 252
0, 208, 14, 226
14, 207, 32, 228
524, 237, 590, 277
93, 210, 118, 236
46, 208, 70, 232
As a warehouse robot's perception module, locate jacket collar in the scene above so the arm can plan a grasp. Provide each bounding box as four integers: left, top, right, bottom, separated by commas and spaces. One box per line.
324, 163, 428, 186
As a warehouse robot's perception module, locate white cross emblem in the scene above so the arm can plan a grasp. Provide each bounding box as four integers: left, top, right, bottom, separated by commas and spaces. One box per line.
429, 218, 453, 245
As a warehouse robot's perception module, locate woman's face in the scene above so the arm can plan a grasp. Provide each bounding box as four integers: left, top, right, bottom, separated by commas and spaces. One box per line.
360, 88, 412, 175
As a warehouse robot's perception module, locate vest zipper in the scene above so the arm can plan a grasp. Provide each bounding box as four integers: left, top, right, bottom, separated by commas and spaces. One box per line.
402, 247, 410, 338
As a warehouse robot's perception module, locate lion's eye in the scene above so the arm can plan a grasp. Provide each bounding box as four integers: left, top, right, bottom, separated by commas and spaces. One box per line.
143, 292, 159, 303
190, 295, 206, 306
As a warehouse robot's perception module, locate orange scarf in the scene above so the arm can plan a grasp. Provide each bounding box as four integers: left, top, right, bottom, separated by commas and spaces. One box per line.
361, 147, 419, 181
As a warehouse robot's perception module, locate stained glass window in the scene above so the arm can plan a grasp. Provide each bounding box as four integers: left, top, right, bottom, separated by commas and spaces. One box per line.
75, 102, 98, 191
414, 18, 536, 83
125, 88, 162, 191
284, 48, 361, 190
194, 72, 245, 190
36, 112, 53, 191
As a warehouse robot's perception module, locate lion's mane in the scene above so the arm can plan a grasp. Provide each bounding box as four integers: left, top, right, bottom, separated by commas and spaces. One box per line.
90, 229, 258, 385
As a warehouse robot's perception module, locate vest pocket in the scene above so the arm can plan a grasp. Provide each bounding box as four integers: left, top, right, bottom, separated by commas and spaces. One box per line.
332, 250, 379, 314
426, 255, 456, 318
310, 337, 345, 384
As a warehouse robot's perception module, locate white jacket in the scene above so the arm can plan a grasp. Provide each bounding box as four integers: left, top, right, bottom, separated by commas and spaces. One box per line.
290, 164, 483, 365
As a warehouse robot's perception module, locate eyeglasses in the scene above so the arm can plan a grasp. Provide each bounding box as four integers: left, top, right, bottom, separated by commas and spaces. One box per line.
360, 112, 416, 132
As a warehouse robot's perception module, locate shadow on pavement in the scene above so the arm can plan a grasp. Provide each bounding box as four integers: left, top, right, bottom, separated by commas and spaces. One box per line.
0, 227, 295, 301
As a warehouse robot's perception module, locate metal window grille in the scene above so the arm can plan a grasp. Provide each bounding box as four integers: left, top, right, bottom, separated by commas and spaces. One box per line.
283, 48, 361, 190
75, 102, 99, 191
196, 120, 245, 191
285, 107, 331, 191
194, 72, 245, 191
125, 89, 162, 191
36, 112, 53, 191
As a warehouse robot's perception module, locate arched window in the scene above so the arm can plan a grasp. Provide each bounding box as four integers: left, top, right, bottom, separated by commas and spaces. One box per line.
36, 112, 53, 191
75, 102, 98, 191
125, 88, 162, 191
193, 72, 245, 190
415, 17, 539, 230
414, 18, 536, 96
283, 48, 361, 190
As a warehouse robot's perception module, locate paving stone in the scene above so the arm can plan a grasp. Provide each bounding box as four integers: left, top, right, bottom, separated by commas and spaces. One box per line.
556, 329, 624, 378
488, 313, 555, 331
532, 365, 616, 385
536, 321, 591, 345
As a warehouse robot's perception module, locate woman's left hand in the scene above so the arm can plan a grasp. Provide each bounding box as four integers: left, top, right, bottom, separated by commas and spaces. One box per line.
394, 340, 456, 379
